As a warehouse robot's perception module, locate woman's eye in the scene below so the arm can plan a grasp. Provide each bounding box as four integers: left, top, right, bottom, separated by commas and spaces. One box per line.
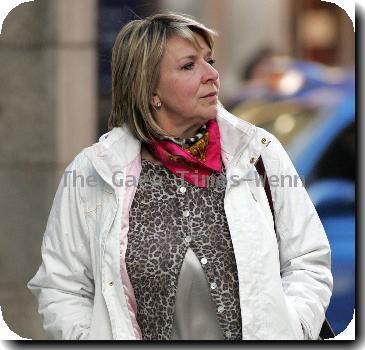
182, 63, 194, 70
182, 59, 216, 71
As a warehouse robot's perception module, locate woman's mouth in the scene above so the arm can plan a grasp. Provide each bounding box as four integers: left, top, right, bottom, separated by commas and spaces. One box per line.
201, 92, 218, 103
201, 91, 217, 98
201, 92, 218, 102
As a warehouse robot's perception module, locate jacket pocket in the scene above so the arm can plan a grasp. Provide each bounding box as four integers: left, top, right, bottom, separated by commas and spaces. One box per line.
283, 294, 304, 340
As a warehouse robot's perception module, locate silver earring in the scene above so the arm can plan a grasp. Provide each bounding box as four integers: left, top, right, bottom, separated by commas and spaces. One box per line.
156, 101, 162, 108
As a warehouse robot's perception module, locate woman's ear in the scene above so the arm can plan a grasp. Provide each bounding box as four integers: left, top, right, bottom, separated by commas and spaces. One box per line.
151, 94, 158, 106
151, 94, 162, 108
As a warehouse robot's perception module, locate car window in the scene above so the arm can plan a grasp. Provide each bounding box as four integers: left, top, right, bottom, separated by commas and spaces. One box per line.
312, 122, 355, 182
231, 101, 319, 146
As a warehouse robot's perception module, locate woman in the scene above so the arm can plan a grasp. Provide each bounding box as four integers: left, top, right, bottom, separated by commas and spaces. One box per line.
28, 12, 333, 340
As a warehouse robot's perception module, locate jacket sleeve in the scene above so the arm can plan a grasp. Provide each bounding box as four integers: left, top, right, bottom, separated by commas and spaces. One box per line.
27, 153, 94, 340
263, 134, 333, 340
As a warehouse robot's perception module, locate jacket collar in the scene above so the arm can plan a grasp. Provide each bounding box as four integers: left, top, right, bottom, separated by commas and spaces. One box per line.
85, 104, 269, 189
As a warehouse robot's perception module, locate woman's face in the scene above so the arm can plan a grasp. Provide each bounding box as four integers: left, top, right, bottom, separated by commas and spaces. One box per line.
153, 33, 220, 136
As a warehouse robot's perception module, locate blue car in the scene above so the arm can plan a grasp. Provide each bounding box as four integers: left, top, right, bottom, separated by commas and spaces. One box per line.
227, 67, 355, 335
287, 93, 355, 335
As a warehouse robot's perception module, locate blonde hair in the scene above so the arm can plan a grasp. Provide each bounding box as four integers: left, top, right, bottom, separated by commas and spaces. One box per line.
108, 12, 218, 143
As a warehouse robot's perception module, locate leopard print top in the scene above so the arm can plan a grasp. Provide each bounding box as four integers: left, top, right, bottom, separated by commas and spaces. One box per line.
125, 159, 242, 340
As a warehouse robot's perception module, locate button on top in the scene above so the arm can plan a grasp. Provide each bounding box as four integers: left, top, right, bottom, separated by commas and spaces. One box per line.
184, 235, 192, 244
108, 281, 114, 287
183, 210, 190, 217
210, 282, 217, 290
250, 157, 256, 164
217, 306, 224, 314
200, 257, 207, 265
261, 137, 267, 144
179, 186, 187, 193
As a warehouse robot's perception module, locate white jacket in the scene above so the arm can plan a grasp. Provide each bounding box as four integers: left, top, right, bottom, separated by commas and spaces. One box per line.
27, 105, 333, 340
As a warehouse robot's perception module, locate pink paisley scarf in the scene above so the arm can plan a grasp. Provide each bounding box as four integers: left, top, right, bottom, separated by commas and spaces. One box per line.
148, 119, 222, 187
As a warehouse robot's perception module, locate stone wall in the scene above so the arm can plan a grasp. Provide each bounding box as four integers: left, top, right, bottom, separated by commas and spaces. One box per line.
0, 0, 97, 339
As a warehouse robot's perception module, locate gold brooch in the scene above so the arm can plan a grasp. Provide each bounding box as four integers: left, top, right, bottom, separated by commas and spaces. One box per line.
186, 132, 209, 161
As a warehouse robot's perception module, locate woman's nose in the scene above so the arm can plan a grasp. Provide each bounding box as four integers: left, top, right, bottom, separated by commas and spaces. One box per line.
202, 63, 219, 84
